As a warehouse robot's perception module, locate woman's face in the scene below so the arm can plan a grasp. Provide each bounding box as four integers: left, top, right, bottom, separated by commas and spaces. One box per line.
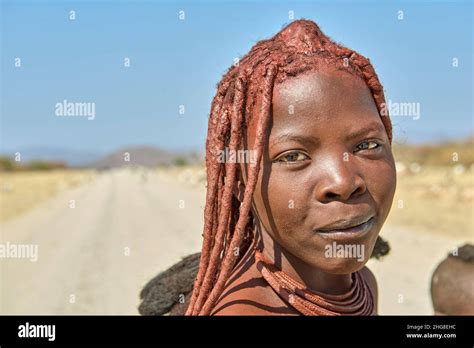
244, 68, 396, 274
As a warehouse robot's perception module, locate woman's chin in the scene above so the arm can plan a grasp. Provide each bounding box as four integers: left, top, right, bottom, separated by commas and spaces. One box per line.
310, 256, 369, 275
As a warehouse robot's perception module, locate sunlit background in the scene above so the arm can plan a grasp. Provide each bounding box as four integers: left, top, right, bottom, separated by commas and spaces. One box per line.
1, 0, 472, 315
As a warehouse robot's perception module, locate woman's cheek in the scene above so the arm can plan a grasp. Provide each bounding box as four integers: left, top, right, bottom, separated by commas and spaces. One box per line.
267, 175, 308, 236
251, 171, 294, 236
365, 159, 397, 223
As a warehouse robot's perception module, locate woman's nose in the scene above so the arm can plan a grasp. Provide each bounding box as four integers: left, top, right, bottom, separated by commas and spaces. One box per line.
313, 156, 367, 203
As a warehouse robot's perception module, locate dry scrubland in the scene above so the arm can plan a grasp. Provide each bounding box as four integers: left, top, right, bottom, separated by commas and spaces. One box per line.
387, 164, 473, 241
389, 137, 473, 240
0, 170, 96, 222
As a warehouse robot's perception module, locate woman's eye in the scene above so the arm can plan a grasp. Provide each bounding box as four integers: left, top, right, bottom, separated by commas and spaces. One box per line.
277, 152, 309, 163
355, 141, 381, 152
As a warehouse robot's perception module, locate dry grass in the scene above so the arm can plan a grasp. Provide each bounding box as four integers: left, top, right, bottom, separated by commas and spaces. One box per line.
155, 165, 207, 187
386, 164, 473, 241
0, 169, 96, 222
392, 136, 474, 167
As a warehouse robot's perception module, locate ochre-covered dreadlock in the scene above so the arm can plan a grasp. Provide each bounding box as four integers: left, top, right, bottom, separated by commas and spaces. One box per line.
185, 19, 393, 316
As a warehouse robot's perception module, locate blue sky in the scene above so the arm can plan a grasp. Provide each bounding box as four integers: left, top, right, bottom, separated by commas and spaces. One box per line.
1, 0, 472, 156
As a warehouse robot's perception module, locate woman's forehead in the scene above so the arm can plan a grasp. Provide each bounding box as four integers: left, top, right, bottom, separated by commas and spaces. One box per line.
273, 69, 373, 111
245, 69, 383, 145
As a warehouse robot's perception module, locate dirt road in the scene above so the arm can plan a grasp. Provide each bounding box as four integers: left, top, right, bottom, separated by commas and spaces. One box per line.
0, 168, 205, 314
0, 168, 470, 314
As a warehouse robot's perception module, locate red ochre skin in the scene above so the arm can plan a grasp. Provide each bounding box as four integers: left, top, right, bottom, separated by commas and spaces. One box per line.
210, 69, 397, 315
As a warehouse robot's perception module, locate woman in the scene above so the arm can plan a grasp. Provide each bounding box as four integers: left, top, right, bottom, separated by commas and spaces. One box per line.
139, 18, 396, 316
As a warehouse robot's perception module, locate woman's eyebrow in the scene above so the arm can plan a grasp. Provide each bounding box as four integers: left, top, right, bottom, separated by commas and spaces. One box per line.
269, 133, 319, 147
345, 122, 387, 141
269, 122, 386, 148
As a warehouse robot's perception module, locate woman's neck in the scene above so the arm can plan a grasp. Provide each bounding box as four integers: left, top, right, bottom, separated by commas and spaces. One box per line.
254, 221, 354, 295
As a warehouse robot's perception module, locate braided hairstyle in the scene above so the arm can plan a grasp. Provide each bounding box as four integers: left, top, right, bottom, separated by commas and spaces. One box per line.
186, 19, 393, 316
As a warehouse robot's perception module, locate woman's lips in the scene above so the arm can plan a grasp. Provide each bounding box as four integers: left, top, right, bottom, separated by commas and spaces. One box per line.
314, 216, 375, 241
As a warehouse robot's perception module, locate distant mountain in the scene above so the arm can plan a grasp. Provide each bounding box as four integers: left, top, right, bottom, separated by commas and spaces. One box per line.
0, 146, 102, 167
0, 145, 204, 168
88, 146, 204, 169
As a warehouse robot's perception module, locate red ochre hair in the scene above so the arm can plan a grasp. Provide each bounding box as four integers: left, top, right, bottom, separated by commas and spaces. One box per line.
186, 19, 393, 315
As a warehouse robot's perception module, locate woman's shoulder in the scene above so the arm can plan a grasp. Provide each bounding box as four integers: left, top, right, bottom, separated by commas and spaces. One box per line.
211, 251, 298, 316
211, 251, 265, 315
